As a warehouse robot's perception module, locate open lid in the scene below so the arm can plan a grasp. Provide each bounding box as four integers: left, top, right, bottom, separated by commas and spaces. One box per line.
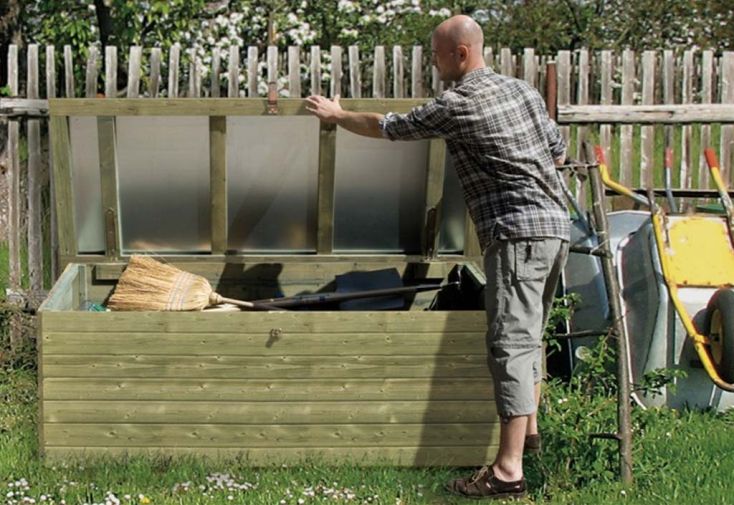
49, 98, 477, 265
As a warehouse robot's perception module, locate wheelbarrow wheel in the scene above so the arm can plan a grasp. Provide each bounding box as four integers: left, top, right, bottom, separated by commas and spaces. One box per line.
703, 288, 734, 384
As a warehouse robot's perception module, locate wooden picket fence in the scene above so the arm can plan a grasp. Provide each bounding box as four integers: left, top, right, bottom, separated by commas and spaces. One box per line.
2, 44, 734, 296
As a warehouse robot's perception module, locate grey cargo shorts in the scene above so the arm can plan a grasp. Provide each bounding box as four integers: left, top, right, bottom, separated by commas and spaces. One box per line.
483, 237, 569, 418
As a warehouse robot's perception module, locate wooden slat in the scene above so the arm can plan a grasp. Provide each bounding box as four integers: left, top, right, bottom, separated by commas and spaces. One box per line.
97, 116, 119, 258
126, 46, 142, 98
523, 48, 536, 88
681, 50, 694, 194
267, 45, 278, 85
42, 328, 487, 357
247, 46, 258, 97
641, 51, 656, 187
48, 98, 428, 117
483, 47, 493, 67
148, 48, 161, 97
210, 116, 227, 254
105, 46, 117, 97
63, 45, 75, 97
48, 116, 76, 259
43, 445, 500, 467
287, 46, 301, 98
423, 140, 446, 258
44, 423, 498, 448
6, 45, 20, 289
46, 45, 59, 281
500, 47, 513, 76
316, 123, 337, 253
349, 45, 361, 98
168, 44, 180, 97
558, 105, 734, 124
42, 377, 492, 402
575, 48, 589, 205
27, 44, 43, 291
432, 66, 443, 96
392, 45, 404, 98
556, 50, 571, 152
722, 52, 734, 182
310, 46, 321, 96
662, 49, 675, 183
411, 45, 423, 98
620, 49, 635, 186
331, 45, 342, 98
227, 45, 239, 98
372, 45, 385, 99
93, 259, 454, 281
210, 49, 221, 98
43, 354, 490, 379
700, 50, 714, 189
600, 50, 613, 165
43, 400, 496, 424
463, 213, 481, 258
84, 46, 99, 98
188, 47, 201, 98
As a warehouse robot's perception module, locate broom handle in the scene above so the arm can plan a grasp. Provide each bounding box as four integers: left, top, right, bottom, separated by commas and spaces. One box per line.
252, 283, 453, 309
212, 294, 282, 311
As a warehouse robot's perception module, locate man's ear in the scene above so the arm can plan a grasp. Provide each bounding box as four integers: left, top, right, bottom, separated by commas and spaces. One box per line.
456, 45, 469, 62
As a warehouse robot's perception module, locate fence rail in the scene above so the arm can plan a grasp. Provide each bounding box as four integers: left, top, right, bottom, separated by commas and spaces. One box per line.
2, 44, 734, 294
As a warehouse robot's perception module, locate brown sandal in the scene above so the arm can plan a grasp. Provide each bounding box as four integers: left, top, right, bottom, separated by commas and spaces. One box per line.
525, 433, 542, 455
445, 465, 527, 500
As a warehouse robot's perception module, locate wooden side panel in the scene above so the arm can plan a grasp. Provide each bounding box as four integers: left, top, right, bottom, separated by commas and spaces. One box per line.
41, 297, 495, 465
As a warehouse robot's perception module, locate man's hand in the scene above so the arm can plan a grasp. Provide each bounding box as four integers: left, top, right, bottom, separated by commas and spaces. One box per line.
305, 94, 343, 123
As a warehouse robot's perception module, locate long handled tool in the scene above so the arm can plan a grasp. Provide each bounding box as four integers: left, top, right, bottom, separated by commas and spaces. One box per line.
107, 255, 277, 311
251, 282, 457, 309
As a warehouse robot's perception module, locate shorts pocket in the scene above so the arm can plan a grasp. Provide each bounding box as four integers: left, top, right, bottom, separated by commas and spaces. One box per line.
514, 240, 555, 281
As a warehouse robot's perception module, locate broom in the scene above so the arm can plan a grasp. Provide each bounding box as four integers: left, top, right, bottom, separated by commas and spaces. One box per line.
107, 255, 277, 311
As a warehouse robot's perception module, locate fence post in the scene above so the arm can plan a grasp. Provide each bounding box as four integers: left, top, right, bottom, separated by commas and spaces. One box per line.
373, 45, 385, 99
600, 50, 613, 171
699, 50, 714, 189
105, 46, 117, 97
6, 45, 21, 293
620, 49, 635, 187
681, 50, 694, 195
85, 46, 99, 98
288, 46, 301, 98
411, 46, 423, 98
392, 46, 403, 99
46, 44, 59, 281
247, 46, 258, 97
168, 44, 180, 98
310, 46, 321, 96
149, 48, 161, 97
64, 45, 74, 97
348, 45, 361, 98
27, 44, 44, 294
721, 52, 734, 182
641, 51, 656, 188
330, 45, 342, 98
211, 49, 221, 98
127, 46, 142, 98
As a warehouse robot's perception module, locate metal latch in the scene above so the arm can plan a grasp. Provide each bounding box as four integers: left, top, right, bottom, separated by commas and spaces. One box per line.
267, 82, 279, 115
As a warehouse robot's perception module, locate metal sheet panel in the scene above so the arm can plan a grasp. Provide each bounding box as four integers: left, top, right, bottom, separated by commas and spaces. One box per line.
69, 117, 104, 253
333, 129, 428, 252
115, 116, 211, 253
226, 116, 319, 252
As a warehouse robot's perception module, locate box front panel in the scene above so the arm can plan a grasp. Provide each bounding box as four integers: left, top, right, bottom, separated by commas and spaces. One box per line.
41, 310, 498, 465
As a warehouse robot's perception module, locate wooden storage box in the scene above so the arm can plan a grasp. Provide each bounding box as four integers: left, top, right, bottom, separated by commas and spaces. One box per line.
38, 98, 498, 465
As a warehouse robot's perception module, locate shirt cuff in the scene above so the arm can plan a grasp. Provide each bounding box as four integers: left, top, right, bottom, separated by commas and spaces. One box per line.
378, 112, 396, 139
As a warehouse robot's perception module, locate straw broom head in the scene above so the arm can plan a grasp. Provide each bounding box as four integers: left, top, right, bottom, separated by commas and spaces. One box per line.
107, 255, 221, 311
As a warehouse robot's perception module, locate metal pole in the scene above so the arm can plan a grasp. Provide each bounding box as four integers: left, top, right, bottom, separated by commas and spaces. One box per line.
584, 142, 634, 484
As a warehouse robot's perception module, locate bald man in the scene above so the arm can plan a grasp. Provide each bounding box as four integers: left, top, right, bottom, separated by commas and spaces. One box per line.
306, 15, 569, 500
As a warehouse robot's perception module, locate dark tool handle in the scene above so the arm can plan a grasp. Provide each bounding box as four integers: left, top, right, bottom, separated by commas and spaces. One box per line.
252, 283, 456, 309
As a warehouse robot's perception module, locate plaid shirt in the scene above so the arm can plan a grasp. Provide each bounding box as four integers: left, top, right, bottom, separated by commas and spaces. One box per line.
379, 67, 570, 250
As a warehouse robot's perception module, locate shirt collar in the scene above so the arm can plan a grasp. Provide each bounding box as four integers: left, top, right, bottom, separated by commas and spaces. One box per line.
458, 66, 493, 86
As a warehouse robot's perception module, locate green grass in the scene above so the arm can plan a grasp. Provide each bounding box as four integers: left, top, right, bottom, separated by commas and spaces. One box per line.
2, 366, 734, 505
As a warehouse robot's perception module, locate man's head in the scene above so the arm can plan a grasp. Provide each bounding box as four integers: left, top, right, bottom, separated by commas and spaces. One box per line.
431, 15, 485, 82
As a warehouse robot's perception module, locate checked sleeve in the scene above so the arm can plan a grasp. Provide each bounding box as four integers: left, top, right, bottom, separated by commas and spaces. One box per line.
379, 95, 459, 141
